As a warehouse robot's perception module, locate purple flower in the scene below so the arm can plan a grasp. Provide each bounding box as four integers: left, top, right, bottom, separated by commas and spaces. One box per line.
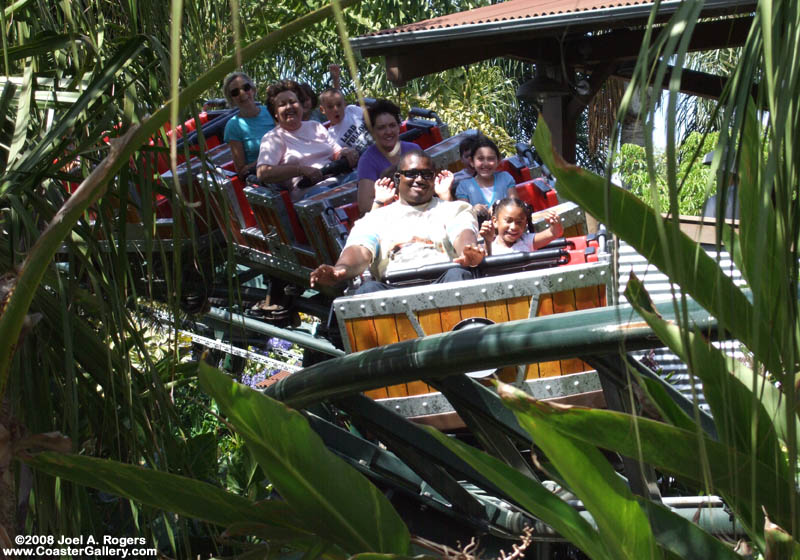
268, 337, 293, 351
241, 371, 268, 388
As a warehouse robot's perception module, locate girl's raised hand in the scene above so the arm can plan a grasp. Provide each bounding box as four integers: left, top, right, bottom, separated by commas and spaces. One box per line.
544, 210, 563, 238
479, 220, 495, 245
434, 170, 454, 201
374, 177, 396, 205
532, 209, 564, 249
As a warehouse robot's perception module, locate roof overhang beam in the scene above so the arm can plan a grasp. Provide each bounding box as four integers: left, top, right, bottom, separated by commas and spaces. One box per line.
352, 0, 751, 53
564, 17, 752, 65
614, 65, 757, 101
373, 14, 752, 86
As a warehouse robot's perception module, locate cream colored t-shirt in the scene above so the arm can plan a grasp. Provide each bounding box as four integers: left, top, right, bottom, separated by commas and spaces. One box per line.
344, 198, 478, 280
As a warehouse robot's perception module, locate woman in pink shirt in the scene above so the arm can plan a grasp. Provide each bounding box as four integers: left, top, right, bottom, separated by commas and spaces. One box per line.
256, 80, 358, 201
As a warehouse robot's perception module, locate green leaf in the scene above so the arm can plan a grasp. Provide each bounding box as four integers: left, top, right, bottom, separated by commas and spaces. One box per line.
0, 82, 16, 160
498, 384, 661, 560
625, 274, 789, 478
223, 523, 346, 559
763, 510, 800, 560
499, 394, 798, 550
4, 32, 89, 63
735, 100, 794, 389
223, 521, 324, 544
216, 546, 275, 560
532, 116, 782, 380
184, 432, 217, 480
639, 499, 743, 560
638, 376, 698, 433
3, 0, 35, 18
7, 61, 33, 165
199, 363, 410, 555
5, 37, 145, 182
23, 452, 305, 531
726, 358, 799, 452
349, 555, 440, 560
152, 355, 199, 382
737, 100, 779, 286
426, 425, 613, 560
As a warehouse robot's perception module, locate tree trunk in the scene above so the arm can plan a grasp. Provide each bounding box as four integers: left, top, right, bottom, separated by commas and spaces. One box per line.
620, 88, 646, 147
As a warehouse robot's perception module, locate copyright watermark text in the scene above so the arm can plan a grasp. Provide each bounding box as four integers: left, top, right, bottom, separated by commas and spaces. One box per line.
5, 535, 157, 557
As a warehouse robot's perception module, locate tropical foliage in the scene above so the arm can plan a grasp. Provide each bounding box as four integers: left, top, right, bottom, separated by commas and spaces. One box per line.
383, 62, 520, 156
0, 0, 369, 554
613, 132, 719, 215
0, 0, 527, 554
27, 364, 411, 557
3, 0, 798, 557
676, 48, 741, 142
522, 0, 800, 554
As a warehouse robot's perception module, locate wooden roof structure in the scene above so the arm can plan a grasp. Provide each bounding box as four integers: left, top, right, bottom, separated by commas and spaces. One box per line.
350, 0, 755, 161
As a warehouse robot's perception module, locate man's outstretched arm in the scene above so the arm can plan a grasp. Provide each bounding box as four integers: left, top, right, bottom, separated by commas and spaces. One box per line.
310, 245, 373, 287
452, 229, 486, 267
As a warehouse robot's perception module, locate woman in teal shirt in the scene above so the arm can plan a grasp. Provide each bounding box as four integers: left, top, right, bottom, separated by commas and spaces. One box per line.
222, 72, 276, 178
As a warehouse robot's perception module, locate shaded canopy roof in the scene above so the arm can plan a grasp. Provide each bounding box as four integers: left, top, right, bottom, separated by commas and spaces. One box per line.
350, 0, 755, 88
360, 0, 688, 39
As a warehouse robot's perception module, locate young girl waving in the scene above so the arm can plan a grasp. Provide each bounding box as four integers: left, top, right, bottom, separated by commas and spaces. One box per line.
480, 198, 563, 255
454, 137, 516, 210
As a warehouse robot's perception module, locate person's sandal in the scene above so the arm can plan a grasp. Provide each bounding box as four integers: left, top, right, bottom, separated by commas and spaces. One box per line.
264, 307, 291, 324
245, 297, 278, 317
245, 297, 296, 326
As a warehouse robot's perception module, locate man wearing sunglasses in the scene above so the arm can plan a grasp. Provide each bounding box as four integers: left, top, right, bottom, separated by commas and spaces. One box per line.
310, 150, 485, 292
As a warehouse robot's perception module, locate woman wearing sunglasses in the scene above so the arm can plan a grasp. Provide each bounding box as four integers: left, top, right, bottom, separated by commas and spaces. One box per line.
222, 72, 276, 178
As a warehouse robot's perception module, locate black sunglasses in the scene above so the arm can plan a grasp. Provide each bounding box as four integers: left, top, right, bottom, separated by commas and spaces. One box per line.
230, 83, 252, 98
396, 169, 435, 180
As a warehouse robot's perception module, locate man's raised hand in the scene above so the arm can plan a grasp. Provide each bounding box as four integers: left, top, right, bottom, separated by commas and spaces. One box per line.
434, 170, 454, 201
373, 177, 396, 205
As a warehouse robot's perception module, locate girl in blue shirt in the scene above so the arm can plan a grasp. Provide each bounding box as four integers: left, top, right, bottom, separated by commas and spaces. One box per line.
454, 137, 516, 211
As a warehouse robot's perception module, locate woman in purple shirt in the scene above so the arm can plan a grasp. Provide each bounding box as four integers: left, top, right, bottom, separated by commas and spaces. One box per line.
356, 99, 417, 215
